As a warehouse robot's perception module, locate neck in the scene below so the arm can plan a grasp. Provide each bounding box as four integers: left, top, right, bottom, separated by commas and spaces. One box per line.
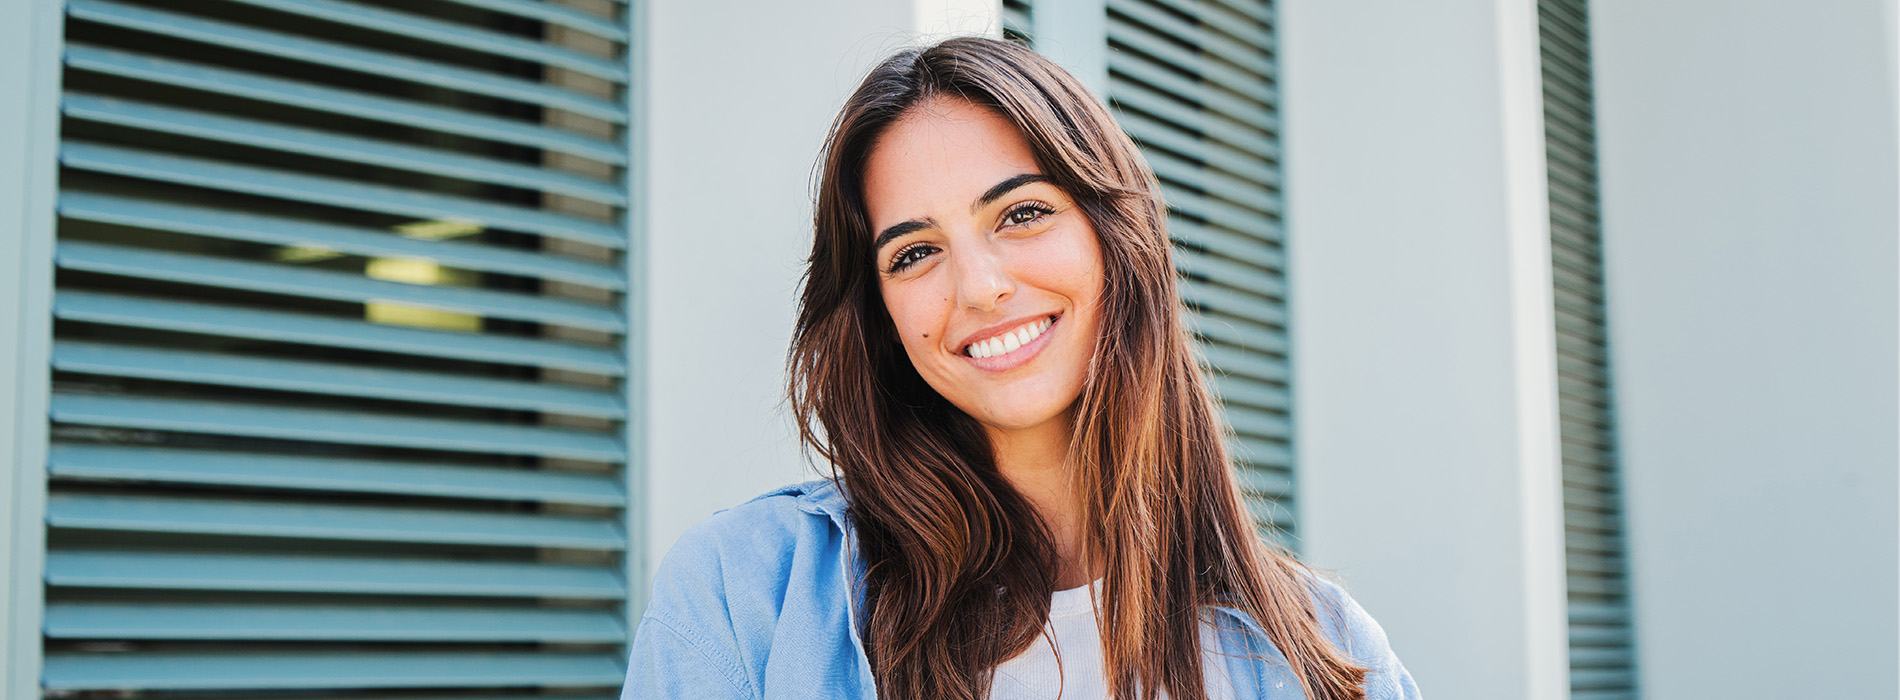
984, 407, 1097, 589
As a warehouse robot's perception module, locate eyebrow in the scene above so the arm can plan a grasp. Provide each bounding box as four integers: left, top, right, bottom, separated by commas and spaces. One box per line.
871, 173, 1053, 251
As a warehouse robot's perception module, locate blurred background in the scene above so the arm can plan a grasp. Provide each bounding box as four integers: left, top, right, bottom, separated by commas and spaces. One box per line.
0, 0, 1893, 698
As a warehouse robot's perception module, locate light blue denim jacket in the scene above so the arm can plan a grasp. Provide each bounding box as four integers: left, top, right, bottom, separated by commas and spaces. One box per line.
621, 479, 1422, 699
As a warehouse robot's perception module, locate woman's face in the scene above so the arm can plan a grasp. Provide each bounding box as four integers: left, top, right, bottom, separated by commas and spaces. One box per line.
863, 97, 1105, 434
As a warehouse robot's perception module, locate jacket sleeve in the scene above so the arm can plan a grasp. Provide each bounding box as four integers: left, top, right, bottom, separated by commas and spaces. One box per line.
620, 613, 757, 700
1309, 576, 1423, 700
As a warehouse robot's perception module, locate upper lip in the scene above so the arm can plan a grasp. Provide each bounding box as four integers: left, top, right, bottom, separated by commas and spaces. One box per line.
953, 312, 1057, 355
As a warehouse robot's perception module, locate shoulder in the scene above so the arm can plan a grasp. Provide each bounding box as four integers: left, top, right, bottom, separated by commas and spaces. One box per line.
1301, 575, 1387, 666
645, 479, 845, 611
1302, 574, 1423, 699
660, 479, 842, 565
627, 479, 868, 699
641, 478, 848, 628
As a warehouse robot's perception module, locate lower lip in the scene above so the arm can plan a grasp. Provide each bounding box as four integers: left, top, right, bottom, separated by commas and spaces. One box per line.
962, 315, 1059, 373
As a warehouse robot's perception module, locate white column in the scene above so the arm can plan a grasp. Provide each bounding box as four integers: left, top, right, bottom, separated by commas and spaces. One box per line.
0, 0, 62, 694
1590, 1, 1900, 697
1278, 1, 1570, 699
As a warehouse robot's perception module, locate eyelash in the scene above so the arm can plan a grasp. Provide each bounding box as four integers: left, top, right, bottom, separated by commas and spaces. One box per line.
882, 201, 1059, 274
1003, 201, 1056, 226
886, 242, 938, 274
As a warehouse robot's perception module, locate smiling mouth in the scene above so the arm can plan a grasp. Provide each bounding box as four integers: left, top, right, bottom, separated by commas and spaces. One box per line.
963, 315, 1057, 359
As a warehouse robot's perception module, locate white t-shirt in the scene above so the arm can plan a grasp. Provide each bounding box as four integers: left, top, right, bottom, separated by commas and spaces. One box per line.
986, 579, 1241, 700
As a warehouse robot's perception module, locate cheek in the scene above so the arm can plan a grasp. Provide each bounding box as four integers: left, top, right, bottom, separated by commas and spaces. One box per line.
1020, 224, 1107, 308
880, 280, 951, 356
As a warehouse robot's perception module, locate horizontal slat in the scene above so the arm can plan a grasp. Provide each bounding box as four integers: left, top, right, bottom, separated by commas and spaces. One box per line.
1195, 0, 1273, 26
439, 0, 628, 42
46, 602, 626, 642
47, 444, 627, 506
1106, 15, 1273, 104
1146, 147, 1279, 215
1223, 405, 1288, 442
64, 93, 627, 206
1181, 276, 1285, 325
1119, 108, 1277, 185
50, 394, 627, 462
1160, 181, 1282, 240
47, 493, 626, 549
1189, 312, 1287, 357
57, 241, 626, 334
1136, 0, 1273, 46
1113, 77, 1277, 162
45, 550, 626, 598
1569, 669, 1635, 692
1242, 494, 1293, 527
1168, 217, 1283, 270
1109, 50, 1275, 132
65, 44, 625, 164
41, 651, 626, 690
61, 142, 627, 248
59, 192, 627, 291
1200, 342, 1289, 384
1175, 245, 1282, 299
53, 291, 626, 375
65, 242, 619, 335
223, 0, 628, 82
1232, 464, 1291, 498
1209, 372, 1288, 412
53, 341, 625, 419
1108, 0, 1271, 74
1228, 434, 1291, 469
69, 0, 629, 122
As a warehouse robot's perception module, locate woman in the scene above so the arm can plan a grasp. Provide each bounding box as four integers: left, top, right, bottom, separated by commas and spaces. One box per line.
622, 37, 1420, 700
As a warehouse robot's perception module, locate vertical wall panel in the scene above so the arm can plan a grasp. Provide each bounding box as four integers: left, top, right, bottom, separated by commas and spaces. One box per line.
1539, 1, 1637, 698
42, 0, 638, 695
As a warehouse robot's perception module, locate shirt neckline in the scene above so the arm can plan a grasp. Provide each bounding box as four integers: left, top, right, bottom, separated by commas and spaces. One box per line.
1047, 577, 1104, 619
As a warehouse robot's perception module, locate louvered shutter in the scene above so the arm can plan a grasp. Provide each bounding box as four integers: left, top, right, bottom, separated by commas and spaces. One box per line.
1015, 0, 1292, 542
44, 0, 637, 694
1539, 1, 1638, 698
1003, 0, 1034, 44
1106, 0, 1292, 540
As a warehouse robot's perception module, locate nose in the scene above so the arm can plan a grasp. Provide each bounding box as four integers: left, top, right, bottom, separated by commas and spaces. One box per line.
950, 240, 1014, 312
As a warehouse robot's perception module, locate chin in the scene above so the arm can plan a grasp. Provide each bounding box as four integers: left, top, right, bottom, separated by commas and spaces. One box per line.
961, 397, 1073, 432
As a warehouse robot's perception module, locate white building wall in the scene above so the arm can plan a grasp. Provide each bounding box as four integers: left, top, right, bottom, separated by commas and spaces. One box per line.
1589, 1, 1900, 697
1277, 1, 1571, 698
638, 0, 1001, 592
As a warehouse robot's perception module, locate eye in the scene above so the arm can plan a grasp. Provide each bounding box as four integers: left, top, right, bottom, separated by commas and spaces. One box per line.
886, 242, 939, 274
1003, 202, 1056, 228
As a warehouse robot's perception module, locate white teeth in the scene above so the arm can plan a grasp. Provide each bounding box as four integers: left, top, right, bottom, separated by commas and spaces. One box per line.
966, 316, 1056, 359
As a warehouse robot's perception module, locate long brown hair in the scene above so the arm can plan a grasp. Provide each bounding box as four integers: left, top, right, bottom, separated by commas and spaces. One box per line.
789, 37, 1367, 700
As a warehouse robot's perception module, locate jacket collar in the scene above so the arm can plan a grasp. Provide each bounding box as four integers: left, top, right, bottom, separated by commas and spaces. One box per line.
777, 476, 1276, 650
790, 476, 851, 526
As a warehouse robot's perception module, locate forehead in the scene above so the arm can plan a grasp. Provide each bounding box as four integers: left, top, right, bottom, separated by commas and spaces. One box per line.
862, 98, 1042, 227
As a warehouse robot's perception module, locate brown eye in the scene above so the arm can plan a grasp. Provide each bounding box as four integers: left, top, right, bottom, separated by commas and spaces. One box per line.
886, 243, 938, 274
1005, 203, 1055, 226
